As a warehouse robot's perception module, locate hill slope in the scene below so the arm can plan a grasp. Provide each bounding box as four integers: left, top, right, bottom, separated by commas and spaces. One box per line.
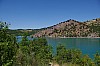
33, 18, 100, 37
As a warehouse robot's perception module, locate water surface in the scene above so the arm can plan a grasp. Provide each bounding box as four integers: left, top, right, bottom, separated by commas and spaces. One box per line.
17, 36, 100, 58
46, 37, 100, 58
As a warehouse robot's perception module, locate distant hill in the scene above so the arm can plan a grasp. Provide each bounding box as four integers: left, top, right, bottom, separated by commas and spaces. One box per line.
7, 29, 40, 36
33, 18, 100, 37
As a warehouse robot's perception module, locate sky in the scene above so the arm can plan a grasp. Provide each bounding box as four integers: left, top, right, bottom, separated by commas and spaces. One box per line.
0, 0, 100, 29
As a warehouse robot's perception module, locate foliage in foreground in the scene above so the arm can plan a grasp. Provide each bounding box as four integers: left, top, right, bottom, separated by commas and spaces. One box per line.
0, 22, 18, 66
13, 37, 52, 66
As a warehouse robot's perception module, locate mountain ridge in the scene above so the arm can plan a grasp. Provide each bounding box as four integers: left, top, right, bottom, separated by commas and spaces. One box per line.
33, 18, 100, 37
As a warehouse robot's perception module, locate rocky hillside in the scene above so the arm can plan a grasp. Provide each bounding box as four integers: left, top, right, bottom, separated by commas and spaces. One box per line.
33, 18, 100, 37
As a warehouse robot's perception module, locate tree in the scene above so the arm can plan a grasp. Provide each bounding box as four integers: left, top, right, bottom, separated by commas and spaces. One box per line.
0, 21, 18, 66
94, 52, 100, 66
54, 44, 67, 65
0, 21, 9, 30
14, 37, 52, 66
30, 38, 52, 66
80, 55, 92, 66
71, 49, 82, 64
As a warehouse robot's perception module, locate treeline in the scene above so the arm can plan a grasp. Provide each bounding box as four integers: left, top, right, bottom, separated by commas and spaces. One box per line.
0, 22, 100, 66
7, 29, 40, 36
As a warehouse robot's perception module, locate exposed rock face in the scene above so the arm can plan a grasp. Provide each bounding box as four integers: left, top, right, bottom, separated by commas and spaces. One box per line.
33, 18, 100, 37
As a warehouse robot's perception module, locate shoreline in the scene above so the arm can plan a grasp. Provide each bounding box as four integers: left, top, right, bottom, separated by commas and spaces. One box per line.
47, 36, 100, 38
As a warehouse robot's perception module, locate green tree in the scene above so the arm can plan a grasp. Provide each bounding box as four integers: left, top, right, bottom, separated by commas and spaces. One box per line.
14, 38, 52, 66
94, 52, 100, 66
0, 21, 9, 30
71, 49, 82, 64
30, 38, 52, 66
54, 44, 67, 66
0, 21, 18, 66
80, 55, 92, 66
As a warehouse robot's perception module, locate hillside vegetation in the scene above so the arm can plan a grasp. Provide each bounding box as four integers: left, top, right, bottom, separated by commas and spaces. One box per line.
33, 18, 100, 37
7, 29, 40, 36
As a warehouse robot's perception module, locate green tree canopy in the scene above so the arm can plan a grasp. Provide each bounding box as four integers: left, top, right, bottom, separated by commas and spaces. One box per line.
0, 21, 18, 66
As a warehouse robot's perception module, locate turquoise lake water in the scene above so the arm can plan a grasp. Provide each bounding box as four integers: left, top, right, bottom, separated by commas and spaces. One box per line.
17, 36, 100, 58
46, 38, 100, 58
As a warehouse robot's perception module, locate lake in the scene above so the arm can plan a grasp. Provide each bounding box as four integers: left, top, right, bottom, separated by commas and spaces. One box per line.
17, 36, 100, 58
46, 37, 100, 58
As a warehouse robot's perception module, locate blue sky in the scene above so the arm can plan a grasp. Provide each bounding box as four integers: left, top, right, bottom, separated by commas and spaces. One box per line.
0, 0, 100, 29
